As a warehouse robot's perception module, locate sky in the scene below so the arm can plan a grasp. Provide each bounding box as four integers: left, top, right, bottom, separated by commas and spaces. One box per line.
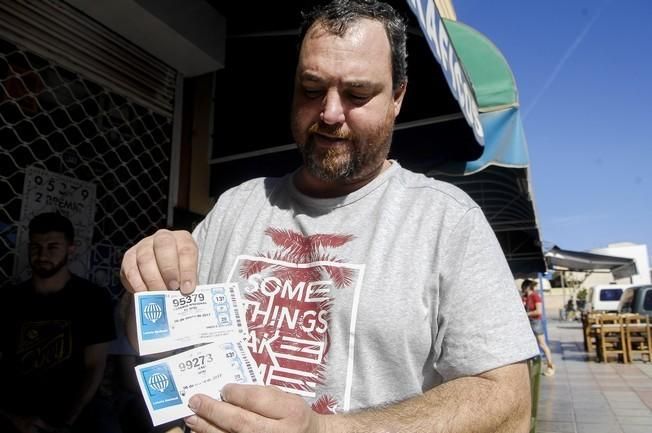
452, 0, 652, 265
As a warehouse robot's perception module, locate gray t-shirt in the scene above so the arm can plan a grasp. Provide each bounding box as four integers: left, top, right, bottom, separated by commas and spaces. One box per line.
193, 161, 538, 414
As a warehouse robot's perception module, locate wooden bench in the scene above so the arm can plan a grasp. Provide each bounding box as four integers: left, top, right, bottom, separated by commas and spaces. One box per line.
623, 314, 652, 362
595, 314, 628, 363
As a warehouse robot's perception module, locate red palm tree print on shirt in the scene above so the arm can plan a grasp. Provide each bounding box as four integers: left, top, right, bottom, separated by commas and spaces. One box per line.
239, 228, 355, 413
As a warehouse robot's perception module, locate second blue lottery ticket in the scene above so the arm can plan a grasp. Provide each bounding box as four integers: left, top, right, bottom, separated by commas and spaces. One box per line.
135, 339, 261, 426
135, 284, 247, 355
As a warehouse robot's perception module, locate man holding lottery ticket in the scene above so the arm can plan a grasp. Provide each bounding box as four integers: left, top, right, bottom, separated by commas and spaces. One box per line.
121, 1, 539, 432
0, 213, 117, 433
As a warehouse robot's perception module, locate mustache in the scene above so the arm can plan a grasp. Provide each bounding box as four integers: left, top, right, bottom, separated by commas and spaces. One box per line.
307, 122, 353, 140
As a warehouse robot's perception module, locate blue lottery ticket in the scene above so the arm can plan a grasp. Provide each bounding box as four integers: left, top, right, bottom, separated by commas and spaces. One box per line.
135, 338, 261, 426
134, 284, 247, 355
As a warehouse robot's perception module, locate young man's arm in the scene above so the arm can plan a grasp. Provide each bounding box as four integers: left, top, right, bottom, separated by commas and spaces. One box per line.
183, 361, 531, 433
61, 342, 110, 426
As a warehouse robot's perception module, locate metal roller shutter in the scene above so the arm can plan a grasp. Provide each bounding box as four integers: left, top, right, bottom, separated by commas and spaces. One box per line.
0, 0, 176, 117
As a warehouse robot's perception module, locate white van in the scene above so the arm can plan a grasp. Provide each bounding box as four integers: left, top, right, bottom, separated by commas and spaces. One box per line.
588, 284, 627, 312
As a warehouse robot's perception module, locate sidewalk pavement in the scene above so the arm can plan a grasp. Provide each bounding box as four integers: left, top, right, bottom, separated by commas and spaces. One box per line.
536, 317, 652, 433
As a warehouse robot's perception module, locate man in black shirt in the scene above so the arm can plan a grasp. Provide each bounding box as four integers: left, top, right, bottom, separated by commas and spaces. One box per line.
0, 212, 116, 433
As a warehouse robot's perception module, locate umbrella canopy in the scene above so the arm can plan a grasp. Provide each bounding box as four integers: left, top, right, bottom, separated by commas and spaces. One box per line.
545, 246, 638, 280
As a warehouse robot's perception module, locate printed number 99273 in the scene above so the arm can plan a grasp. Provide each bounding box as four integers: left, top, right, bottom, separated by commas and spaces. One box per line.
172, 293, 205, 308
178, 354, 214, 372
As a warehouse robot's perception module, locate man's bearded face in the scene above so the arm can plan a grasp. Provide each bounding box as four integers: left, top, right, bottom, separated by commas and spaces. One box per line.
290, 19, 404, 185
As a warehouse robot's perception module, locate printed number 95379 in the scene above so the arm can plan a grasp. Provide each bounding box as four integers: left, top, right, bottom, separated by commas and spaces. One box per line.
172, 293, 205, 308
178, 354, 214, 372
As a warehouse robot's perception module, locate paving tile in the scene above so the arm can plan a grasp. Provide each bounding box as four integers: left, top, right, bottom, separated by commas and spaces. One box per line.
621, 425, 652, 433
620, 425, 650, 433
571, 379, 600, 385
589, 362, 617, 368
629, 383, 652, 390
617, 371, 649, 378
595, 376, 623, 382
536, 421, 575, 433
541, 382, 572, 389
570, 378, 599, 384
567, 370, 596, 375
608, 399, 648, 409
635, 390, 652, 410
576, 422, 622, 433
537, 411, 575, 422
571, 400, 610, 409
574, 409, 618, 424
537, 405, 574, 416
612, 407, 652, 417
540, 396, 573, 406
597, 378, 629, 383
618, 367, 648, 378
604, 391, 643, 402
616, 415, 652, 425
567, 367, 594, 372
572, 392, 608, 402
600, 386, 634, 392
539, 404, 575, 413
536, 318, 652, 432
570, 385, 601, 392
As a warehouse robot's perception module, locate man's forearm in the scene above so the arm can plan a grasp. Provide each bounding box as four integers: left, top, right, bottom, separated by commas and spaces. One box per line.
322, 362, 531, 433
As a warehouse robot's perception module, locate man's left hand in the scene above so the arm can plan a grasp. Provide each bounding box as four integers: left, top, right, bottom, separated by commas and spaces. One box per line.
184, 384, 326, 433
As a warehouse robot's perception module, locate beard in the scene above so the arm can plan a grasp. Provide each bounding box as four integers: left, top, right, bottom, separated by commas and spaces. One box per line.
31, 253, 68, 278
292, 109, 395, 182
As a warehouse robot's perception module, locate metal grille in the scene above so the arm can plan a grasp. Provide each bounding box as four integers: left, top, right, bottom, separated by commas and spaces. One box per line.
0, 38, 173, 297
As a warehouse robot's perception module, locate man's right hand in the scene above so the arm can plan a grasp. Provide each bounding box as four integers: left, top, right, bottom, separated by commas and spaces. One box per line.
120, 229, 198, 294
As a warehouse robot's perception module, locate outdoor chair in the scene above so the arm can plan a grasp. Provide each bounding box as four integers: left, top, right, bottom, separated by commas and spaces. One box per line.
624, 314, 652, 362
596, 314, 628, 363
582, 312, 601, 354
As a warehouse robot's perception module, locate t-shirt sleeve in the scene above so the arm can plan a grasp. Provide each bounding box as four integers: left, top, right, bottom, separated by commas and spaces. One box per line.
533, 292, 542, 304
434, 207, 539, 381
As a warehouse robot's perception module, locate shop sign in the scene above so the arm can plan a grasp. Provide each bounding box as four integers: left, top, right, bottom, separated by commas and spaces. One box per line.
405, 0, 484, 144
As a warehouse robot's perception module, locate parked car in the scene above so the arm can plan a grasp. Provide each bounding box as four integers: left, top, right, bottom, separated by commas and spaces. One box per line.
588, 284, 627, 312
617, 284, 652, 317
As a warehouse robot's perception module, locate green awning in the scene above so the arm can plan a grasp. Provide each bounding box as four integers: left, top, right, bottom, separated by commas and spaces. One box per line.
443, 18, 517, 110
428, 16, 545, 274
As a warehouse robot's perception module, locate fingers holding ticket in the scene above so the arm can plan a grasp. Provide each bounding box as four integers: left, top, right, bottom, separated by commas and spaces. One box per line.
120, 229, 198, 294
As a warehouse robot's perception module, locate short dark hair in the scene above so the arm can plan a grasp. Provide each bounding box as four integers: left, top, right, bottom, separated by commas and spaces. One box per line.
29, 212, 75, 243
521, 279, 537, 291
300, 0, 408, 90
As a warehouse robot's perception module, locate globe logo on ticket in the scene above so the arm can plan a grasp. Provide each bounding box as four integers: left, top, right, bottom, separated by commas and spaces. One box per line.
140, 363, 181, 411
148, 372, 170, 392
144, 302, 163, 323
